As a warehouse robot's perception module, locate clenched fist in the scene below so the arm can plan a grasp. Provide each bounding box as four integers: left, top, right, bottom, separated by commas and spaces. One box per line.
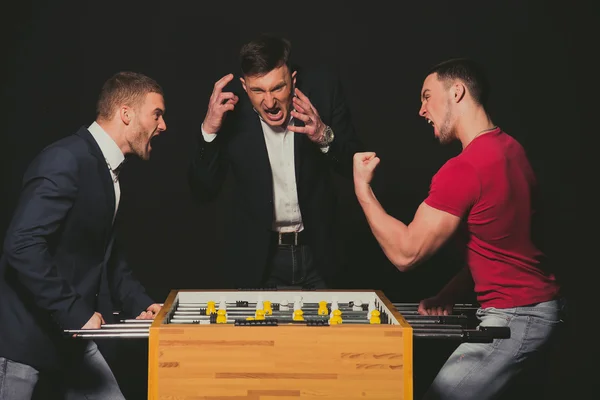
353, 152, 381, 188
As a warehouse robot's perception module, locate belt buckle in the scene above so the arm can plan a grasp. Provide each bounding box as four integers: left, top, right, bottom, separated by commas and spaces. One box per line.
278, 232, 298, 246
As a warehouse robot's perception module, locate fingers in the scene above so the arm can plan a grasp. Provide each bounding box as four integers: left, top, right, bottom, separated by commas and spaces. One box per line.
292, 96, 308, 114
354, 152, 377, 162
353, 152, 380, 169
210, 74, 237, 107
294, 88, 310, 104
214, 73, 234, 92
290, 109, 311, 124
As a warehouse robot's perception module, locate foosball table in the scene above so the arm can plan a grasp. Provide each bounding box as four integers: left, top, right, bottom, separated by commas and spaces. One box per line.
67, 289, 509, 400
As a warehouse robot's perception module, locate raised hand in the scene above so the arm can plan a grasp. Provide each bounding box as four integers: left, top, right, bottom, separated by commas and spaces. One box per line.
288, 88, 326, 144
353, 152, 381, 188
203, 73, 239, 134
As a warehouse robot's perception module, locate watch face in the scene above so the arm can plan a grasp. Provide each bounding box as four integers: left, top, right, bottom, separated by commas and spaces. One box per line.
326, 127, 334, 142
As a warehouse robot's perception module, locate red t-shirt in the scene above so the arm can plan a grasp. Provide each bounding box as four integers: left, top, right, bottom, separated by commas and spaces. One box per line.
424, 128, 560, 308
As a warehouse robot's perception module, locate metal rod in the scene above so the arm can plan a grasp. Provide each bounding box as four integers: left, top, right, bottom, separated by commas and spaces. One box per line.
72, 332, 149, 339
65, 329, 150, 334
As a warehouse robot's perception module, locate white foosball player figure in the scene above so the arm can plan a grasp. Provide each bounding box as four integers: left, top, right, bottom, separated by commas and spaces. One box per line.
280, 299, 289, 311
219, 296, 227, 311
367, 299, 376, 320
293, 295, 303, 310
330, 296, 339, 318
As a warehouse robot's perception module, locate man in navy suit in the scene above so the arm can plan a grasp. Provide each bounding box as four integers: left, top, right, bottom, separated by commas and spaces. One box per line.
0, 71, 166, 399
189, 33, 363, 289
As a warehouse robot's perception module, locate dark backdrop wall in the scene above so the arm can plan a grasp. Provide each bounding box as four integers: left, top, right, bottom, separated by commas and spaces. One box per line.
2, 1, 587, 399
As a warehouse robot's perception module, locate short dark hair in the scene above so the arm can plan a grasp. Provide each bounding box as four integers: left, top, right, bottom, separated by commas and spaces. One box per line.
427, 58, 490, 106
239, 33, 292, 77
96, 71, 163, 120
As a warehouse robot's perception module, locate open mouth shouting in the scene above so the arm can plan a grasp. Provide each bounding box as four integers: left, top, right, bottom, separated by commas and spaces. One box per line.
263, 106, 284, 123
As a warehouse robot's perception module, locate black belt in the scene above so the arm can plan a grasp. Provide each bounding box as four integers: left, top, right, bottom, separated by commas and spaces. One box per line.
272, 231, 306, 246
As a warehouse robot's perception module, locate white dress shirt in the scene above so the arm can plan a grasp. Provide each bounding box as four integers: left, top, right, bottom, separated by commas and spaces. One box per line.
88, 121, 125, 221
202, 117, 305, 233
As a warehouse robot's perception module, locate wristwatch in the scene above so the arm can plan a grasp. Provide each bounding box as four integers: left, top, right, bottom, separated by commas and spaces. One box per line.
318, 125, 335, 147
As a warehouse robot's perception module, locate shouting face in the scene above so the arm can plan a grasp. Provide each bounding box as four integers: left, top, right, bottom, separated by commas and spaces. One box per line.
240, 65, 297, 129
419, 73, 457, 145
126, 92, 166, 160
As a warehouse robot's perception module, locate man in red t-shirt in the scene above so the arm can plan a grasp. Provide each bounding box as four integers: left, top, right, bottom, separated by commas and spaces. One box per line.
353, 58, 564, 400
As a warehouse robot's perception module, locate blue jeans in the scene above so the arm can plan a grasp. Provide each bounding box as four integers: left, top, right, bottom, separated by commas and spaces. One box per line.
422, 298, 566, 400
0, 341, 124, 400
263, 244, 327, 288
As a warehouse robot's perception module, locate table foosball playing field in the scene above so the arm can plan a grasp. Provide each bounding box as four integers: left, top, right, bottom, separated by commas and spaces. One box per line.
68, 289, 509, 400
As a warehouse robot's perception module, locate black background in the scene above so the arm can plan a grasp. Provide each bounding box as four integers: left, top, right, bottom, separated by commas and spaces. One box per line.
2, 1, 588, 399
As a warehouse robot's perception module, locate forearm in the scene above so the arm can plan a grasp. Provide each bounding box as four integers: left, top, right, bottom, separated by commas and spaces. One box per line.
435, 267, 474, 303
356, 184, 416, 270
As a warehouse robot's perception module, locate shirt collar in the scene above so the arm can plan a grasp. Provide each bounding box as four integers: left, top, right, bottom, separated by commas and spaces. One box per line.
88, 121, 125, 171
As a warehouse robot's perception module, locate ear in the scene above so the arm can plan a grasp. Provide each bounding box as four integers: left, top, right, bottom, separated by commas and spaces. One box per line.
239, 77, 248, 94
120, 106, 132, 125
452, 82, 466, 103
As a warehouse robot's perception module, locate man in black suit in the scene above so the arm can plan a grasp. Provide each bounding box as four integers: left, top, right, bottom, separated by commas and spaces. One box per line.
0, 71, 165, 399
189, 33, 363, 289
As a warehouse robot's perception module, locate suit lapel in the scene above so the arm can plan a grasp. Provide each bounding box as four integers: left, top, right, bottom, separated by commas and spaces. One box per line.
242, 101, 274, 191
76, 127, 115, 225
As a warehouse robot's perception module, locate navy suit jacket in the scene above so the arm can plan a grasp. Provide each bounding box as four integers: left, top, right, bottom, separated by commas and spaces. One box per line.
189, 66, 363, 288
0, 127, 154, 371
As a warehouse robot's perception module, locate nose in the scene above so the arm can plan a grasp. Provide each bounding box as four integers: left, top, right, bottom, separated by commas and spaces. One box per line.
263, 92, 276, 109
419, 102, 427, 117
159, 116, 167, 131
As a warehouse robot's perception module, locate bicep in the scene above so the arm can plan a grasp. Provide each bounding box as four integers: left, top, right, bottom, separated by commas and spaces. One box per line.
408, 202, 462, 263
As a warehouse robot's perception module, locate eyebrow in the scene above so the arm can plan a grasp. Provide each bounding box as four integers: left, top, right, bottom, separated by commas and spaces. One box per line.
421, 89, 430, 101
250, 81, 286, 92
153, 108, 165, 115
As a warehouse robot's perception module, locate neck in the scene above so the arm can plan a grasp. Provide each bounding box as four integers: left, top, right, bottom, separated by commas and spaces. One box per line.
455, 108, 496, 149
97, 119, 130, 155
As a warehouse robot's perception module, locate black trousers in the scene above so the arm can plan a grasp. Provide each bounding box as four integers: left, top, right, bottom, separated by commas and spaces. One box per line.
262, 235, 327, 289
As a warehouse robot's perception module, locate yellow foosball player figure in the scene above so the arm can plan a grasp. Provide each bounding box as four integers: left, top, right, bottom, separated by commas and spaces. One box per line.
317, 301, 328, 316
255, 309, 266, 320
206, 301, 216, 315
264, 301, 273, 315
369, 309, 381, 324
329, 309, 343, 324
216, 309, 227, 324
293, 309, 304, 321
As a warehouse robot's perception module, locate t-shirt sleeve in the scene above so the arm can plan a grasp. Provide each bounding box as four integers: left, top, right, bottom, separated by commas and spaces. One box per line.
424, 158, 480, 218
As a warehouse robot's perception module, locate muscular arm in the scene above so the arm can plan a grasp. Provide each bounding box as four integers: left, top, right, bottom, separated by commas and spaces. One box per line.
356, 185, 462, 271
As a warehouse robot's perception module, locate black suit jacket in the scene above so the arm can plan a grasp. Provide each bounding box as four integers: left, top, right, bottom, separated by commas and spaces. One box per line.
0, 127, 154, 371
189, 66, 363, 288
